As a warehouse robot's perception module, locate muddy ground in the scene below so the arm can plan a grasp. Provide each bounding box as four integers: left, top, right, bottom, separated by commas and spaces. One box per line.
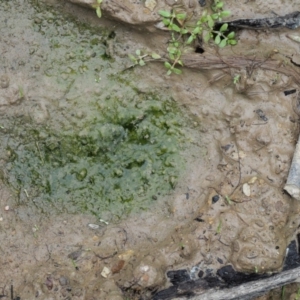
2, 0, 300, 299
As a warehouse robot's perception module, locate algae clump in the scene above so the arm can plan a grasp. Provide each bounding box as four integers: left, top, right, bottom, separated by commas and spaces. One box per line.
1, 94, 189, 219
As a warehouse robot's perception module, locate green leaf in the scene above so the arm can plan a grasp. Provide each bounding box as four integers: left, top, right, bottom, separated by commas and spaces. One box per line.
151, 53, 161, 59
204, 32, 211, 42
173, 41, 179, 47
220, 23, 228, 32
216, 1, 224, 8
97, 0, 103, 4
169, 53, 175, 60
164, 62, 172, 69
96, 7, 102, 18
227, 31, 235, 39
186, 35, 195, 44
135, 49, 141, 56
159, 10, 172, 18
212, 13, 219, 20
176, 13, 186, 20
167, 46, 178, 54
228, 39, 237, 45
139, 59, 145, 66
220, 10, 231, 17
162, 18, 170, 26
200, 16, 207, 23
177, 60, 183, 66
214, 34, 221, 45
167, 70, 172, 76
172, 68, 182, 75
207, 16, 214, 29
219, 38, 227, 48
181, 28, 188, 34
128, 54, 137, 62
192, 26, 201, 34
171, 23, 181, 32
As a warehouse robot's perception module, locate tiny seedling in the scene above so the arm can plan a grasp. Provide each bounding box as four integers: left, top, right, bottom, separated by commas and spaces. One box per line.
93, 0, 103, 19
32, 224, 39, 238
179, 241, 185, 250
19, 86, 24, 98
128, 49, 161, 67
225, 195, 232, 205
71, 258, 79, 270
233, 74, 241, 85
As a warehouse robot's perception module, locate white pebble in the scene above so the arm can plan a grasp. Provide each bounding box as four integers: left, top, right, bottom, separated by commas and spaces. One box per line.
88, 224, 100, 229
242, 183, 251, 197
101, 267, 111, 278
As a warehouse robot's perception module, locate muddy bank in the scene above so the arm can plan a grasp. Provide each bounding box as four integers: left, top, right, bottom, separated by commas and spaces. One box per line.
1, 0, 300, 299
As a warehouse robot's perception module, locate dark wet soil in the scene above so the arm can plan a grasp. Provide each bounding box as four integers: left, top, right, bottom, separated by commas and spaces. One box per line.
2, 0, 300, 299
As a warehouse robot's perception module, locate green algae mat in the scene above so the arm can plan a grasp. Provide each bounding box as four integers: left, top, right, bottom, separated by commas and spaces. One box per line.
0, 0, 199, 219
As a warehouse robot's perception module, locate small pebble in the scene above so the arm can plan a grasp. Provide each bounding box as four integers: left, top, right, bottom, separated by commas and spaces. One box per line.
88, 224, 100, 229
217, 257, 224, 264
242, 183, 251, 197
59, 276, 69, 286
101, 266, 111, 278
4, 206, 9, 211
198, 270, 204, 278
0, 75, 9, 89
212, 195, 219, 204
145, 0, 157, 11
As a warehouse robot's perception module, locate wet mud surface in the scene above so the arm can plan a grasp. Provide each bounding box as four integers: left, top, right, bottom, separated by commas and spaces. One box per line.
2, 0, 300, 299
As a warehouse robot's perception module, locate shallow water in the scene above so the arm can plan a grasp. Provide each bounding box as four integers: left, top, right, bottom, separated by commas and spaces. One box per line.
0, 0, 200, 219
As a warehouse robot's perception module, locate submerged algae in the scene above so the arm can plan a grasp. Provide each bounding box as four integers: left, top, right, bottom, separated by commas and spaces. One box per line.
1, 93, 189, 218
0, 0, 198, 219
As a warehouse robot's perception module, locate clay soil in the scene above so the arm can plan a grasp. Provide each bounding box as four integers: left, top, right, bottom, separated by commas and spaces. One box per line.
1, 0, 300, 299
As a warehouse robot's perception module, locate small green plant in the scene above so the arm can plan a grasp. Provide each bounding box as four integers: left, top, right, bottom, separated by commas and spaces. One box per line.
225, 195, 232, 205
93, 0, 103, 18
71, 258, 78, 269
129, 0, 237, 75
19, 86, 24, 98
164, 33, 183, 75
233, 74, 241, 85
128, 49, 161, 67
32, 224, 39, 238
179, 241, 185, 250
159, 10, 188, 35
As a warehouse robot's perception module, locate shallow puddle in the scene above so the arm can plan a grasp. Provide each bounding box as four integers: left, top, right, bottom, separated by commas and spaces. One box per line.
0, 0, 200, 219
1, 0, 300, 299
